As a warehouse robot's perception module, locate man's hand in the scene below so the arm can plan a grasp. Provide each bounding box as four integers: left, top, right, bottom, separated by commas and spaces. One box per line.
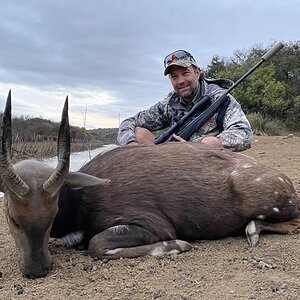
127, 141, 140, 146
201, 136, 223, 148
172, 134, 187, 142
126, 127, 156, 146
134, 127, 156, 145
172, 134, 223, 148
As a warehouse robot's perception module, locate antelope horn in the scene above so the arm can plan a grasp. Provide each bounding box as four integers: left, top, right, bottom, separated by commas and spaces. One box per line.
0, 90, 29, 198
43, 97, 70, 194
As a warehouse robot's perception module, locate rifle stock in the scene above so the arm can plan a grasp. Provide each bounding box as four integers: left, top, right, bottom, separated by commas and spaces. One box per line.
154, 42, 284, 144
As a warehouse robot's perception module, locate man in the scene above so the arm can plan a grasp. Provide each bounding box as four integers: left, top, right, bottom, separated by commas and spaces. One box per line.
117, 50, 253, 151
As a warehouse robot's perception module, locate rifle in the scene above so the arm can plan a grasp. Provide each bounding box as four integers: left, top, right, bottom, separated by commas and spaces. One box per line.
154, 42, 284, 145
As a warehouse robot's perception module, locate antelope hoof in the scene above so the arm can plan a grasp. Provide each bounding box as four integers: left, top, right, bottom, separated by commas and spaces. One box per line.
245, 220, 260, 247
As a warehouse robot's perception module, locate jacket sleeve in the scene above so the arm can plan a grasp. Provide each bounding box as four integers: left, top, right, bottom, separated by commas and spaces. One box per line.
117, 98, 171, 145
217, 95, 253, 151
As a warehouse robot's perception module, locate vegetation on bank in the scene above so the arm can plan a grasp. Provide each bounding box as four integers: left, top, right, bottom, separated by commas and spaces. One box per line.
0, 115, 118, 144
0, 116, 118, 163
10, 140, 109, 164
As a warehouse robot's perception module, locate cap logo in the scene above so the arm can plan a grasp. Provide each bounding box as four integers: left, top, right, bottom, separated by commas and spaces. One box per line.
171, 54, 179, 63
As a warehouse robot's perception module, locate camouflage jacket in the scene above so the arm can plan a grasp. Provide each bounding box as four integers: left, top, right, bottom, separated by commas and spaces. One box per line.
117, 78, 253, 151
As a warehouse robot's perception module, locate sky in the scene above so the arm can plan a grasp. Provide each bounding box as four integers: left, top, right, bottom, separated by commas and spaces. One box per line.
0, 0, 299, 129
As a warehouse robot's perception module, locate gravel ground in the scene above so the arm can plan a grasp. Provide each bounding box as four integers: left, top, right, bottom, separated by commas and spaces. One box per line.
1, 135, 300, 300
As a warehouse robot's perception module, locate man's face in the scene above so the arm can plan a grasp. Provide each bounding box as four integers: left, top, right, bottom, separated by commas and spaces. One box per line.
168, 66, 201, 102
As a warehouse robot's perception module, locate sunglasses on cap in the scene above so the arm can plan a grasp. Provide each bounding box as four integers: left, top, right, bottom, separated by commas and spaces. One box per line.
163, 50, 194, 68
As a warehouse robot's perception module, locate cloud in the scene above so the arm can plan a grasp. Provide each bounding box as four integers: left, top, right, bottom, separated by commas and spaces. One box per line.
0, 0, 299, 128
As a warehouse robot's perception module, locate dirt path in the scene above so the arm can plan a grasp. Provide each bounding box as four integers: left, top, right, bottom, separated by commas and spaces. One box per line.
1, 136, 300, 300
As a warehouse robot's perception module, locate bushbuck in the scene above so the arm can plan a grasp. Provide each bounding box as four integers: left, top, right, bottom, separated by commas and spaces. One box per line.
1, 92, 300, 278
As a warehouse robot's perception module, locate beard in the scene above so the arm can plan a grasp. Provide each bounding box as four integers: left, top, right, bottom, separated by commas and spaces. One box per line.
178, 85, 197, 102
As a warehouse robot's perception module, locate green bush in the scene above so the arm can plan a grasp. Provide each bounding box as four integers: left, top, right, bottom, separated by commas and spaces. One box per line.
247, 113, 285, 136
283, 96, 300, 131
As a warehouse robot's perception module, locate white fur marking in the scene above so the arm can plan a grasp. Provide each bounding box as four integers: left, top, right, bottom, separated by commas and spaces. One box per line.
246, 220, 256, 235
60, 231, 84, 247
242, 163, 253, 169
106, 248, 122, 255
257, 215, 266, 220
150, 247, 179, 257
273, 207, 280, 212
230, 170, 239, 177
108, 225, 130, 234
255, 177, 262, 182
166, 249, 180, 255
150, 247, 164, 257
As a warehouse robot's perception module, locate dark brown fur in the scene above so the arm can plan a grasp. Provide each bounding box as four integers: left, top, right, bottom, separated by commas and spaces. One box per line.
51, 143, 300, 261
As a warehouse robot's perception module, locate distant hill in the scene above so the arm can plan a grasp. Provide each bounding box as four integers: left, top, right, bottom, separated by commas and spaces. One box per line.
0, 113, 118, 144
88, 128, 118, 144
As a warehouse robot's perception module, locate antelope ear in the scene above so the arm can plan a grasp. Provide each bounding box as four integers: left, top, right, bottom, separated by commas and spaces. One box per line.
63, 171, 110, 189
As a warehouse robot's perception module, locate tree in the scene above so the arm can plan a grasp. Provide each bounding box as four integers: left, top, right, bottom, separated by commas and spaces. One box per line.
271, 41, 300, 101
233, 64, 288, 117
204, 41, 299, 129
205, 55, 226, 78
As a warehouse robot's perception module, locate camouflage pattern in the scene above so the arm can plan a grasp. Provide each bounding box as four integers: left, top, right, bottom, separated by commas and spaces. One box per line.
117, 78, 253, 151
164, 55, 198, 76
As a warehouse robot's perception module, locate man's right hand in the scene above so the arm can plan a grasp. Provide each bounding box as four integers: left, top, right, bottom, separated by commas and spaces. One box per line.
127, 141, 140, 146
172, 134, 187, 142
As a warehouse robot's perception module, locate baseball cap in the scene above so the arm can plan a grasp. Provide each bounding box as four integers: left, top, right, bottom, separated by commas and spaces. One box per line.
164, 50, 198, 76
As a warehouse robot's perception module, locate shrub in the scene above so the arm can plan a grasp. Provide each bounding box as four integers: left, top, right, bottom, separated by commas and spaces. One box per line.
247, 113, 285, 136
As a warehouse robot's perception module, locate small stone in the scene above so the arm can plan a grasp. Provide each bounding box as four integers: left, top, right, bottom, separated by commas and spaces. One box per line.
280, 283, 288, 290
128, 261, 136, 267
83, 264, 93, 272
14, 283, 24, 295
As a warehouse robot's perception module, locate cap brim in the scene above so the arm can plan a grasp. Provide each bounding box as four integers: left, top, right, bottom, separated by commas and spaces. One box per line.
164, 61, 194, 76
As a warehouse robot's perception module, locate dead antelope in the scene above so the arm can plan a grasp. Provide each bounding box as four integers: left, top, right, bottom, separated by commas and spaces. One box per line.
1, 91, 300, 279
